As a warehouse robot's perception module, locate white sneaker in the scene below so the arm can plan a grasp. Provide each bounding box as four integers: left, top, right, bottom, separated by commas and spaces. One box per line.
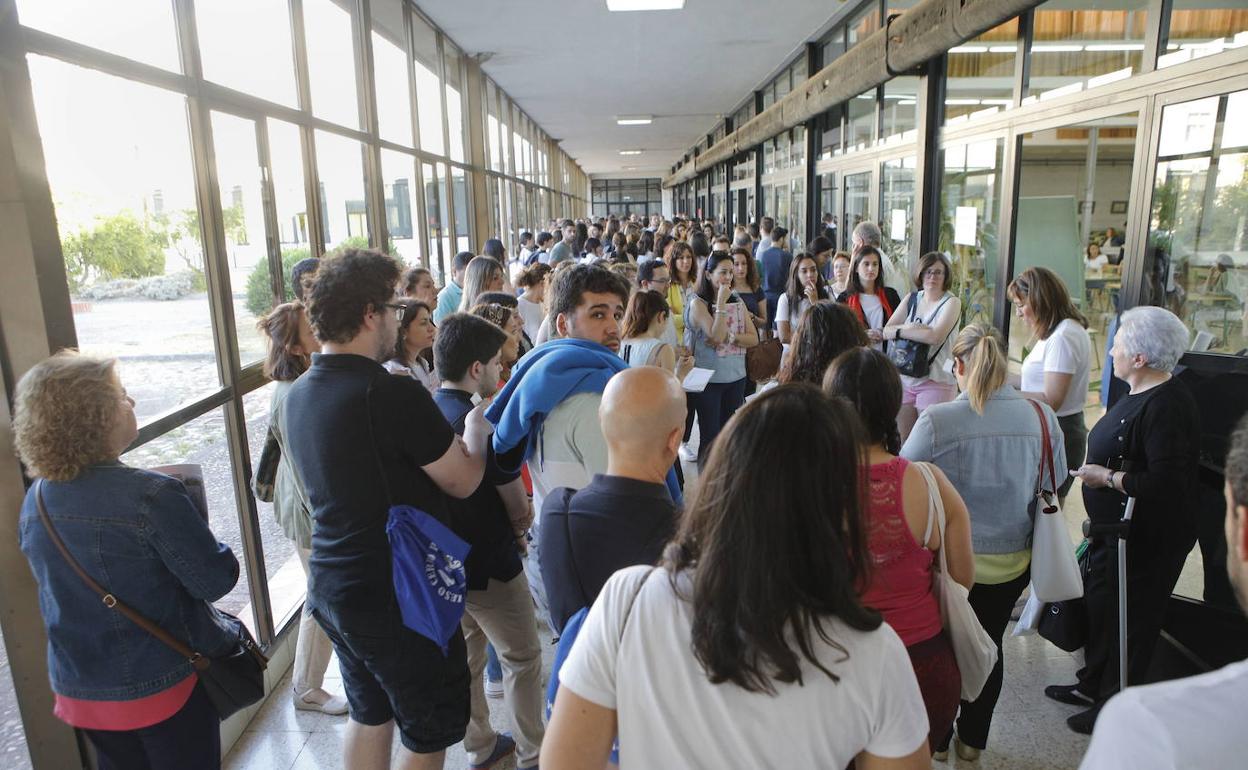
678, 443, 697, 463
293, 688, 349, 715
485, 678, 505, 699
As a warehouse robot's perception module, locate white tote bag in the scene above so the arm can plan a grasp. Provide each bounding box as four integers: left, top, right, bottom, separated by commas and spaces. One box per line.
1026, 401, 1084, 603
914, 462, 998, 702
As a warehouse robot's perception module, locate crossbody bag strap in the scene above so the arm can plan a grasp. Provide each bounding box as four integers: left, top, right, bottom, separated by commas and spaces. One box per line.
1027, 399, 1057, 495
921, 294, 955, 365
34, 481, 207, 669
913, 463, 947, 571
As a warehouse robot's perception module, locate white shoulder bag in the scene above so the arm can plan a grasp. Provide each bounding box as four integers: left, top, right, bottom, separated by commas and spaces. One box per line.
914, 461, 998, 702
1026, 400, 1084, 603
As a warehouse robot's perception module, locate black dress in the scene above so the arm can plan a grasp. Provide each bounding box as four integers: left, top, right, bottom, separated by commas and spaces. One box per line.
1076, 377, 1200, 700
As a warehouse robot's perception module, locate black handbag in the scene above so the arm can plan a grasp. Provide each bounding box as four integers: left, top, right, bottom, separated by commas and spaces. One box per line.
35, 481, 268, 720
1038, 538, 1092, 652
888, 293, 952, 378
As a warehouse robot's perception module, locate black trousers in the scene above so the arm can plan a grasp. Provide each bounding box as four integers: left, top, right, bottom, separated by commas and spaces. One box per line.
1076, 532, 1191, 699
84, 683, 220, 770
940, 568, 1030, 751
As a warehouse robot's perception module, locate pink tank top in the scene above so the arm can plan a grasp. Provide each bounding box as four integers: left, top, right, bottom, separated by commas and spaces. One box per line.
861, 457, 942, 647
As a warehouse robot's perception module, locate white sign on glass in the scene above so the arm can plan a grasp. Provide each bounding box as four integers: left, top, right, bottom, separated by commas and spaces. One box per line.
891, 209, 907, 241
954, 206, 978, 247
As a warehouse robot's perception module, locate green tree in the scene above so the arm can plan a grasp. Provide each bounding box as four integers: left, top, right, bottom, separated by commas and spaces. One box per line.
243, 237, 401, 317
61, 211, 166, 291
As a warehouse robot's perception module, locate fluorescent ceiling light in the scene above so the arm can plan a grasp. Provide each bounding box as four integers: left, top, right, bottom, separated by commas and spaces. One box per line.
1085, 43, 1144, 52
949, 45, 986, 54
619, 149, 643, 155
988, 46, 1017, 53
979, 98, 1014, 106
607, 0, 684, 11
616, 116, 653, 125
1033, 44, 1085, 53
945, 98, 982, 106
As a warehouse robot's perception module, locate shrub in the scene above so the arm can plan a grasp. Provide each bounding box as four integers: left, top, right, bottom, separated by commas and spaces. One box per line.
62, 211, 166, 292
245, 248, 310, 318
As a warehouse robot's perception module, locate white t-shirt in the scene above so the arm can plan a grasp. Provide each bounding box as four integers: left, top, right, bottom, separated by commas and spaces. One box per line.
1020, 318, 1092, 417
516, 294, 545, 343
1079, 659, 1248, 770
560, 566, 929, 769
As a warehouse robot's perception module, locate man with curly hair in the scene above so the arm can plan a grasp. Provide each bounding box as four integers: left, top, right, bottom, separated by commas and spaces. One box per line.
281, 249, 493, 770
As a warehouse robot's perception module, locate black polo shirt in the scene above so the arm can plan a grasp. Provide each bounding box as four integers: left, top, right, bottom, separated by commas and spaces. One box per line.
281, 353, 455, 614
433, 388, 523, 591
539, 474, 677, 634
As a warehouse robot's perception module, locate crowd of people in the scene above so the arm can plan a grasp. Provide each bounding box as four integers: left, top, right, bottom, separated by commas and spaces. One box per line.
11, 209, 1246, 770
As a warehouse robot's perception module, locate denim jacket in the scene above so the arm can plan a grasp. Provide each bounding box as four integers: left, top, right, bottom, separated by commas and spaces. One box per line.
19, 463, 240, 700
900, 385, 1066, 553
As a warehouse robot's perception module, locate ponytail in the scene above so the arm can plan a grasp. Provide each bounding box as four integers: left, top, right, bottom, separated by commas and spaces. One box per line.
951, 324, 1006, 415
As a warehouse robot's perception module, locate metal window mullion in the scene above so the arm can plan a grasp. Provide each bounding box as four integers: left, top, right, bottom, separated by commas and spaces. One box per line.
1142, 0, 1169, 76
1015, 9, 1033, 106
288, 0, 326, 257
1122, 93, 1161, 312
353, 0, 388, 251
254, 119, 286, 307
174, 0, 275, 645
435, 33, 456, 249
994, 132, 1023, 341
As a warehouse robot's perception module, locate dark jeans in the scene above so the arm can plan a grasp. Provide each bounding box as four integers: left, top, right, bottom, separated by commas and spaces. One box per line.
1057, 412, 1088, 499
683, 393, 696, 443
940, 568, 1030, 751
692, 378, 747, 467
85, 683, 220, 770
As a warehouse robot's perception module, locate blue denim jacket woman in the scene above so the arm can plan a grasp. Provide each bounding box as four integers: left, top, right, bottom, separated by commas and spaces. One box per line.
13, 351, 239, 766
20, 463, 240, 699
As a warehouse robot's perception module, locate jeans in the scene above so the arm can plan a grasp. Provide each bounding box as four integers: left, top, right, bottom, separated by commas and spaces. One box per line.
692, 378, 747, 467
85, 683, 220, 770
485, 644, 502, 683
941, 568, 1030, 751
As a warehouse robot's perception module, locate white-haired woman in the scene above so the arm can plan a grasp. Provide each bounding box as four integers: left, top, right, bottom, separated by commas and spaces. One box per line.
1047, 306, 1200, 735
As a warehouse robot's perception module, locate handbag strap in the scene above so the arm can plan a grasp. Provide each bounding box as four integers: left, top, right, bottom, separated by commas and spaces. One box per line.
1027, 399, 1058, 495
913, 463, 947, 571
34, 481, 209, 669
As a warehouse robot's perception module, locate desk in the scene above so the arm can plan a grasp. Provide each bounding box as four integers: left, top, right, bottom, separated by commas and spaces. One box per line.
1188, 292, 1241, 348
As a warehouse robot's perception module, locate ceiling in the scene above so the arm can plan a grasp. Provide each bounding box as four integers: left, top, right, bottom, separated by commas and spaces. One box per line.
415, 0, 840, 178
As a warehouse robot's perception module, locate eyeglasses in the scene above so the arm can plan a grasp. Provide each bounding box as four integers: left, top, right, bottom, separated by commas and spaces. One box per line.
648, 276, 672, 285
381, 303, 406, 322
923, 269, 947, 278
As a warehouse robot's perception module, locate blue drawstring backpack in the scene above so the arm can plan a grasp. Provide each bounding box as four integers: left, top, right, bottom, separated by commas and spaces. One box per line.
385, 505, 471, 654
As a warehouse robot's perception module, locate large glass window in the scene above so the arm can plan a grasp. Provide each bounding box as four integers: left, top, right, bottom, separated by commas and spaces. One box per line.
444, 42, 467, 163
1160, 3, 1248, 68
30, 56, 219, 422
382, 150, 421, 266
16, 0, 180, 72
1146, 90, 1248, 355
1026, 1, 1150, 103
846, 90, 877, 153
944, 19, 1019, 123
1012, 113, 1138, 366
121, 408, 254, 624
210, 112, 270, 368
412, 14, 445, 157
196, 0, 297, 107
371, 0, 414, 147
881, 156, 917, 279
423, 162, 444, 275
315, 130, 370, 248
882, 77, 919, 144
453, 166, 471, 252
848, 4, 879, 49
844, 170, 872, 240
939, 138, 1005, 330
268, 119, 311, 261
304, 0, 360, 129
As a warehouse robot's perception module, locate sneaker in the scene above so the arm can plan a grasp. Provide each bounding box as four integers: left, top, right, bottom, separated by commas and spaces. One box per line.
1044, 683, 1096, 707
678, 443, 697, 462
932, 748, 949, 762
485, 677, 504, 699
469, 733, 515, 770
293, 688, 349, 716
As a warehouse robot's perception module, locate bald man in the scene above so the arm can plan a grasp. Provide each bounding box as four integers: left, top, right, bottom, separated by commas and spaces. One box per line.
538, 366, 686, 634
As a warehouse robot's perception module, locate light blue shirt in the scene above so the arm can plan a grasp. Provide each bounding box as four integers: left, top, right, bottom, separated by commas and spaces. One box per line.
432, 281, 463, 325
901, 385, 1066, 553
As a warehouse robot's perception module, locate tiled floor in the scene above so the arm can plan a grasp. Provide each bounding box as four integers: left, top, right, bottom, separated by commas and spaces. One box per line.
224, 626, 1093, 769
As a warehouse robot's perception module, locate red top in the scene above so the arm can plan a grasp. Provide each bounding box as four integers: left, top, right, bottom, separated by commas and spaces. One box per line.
860, 458, 942, 647
54, 673, 197, 731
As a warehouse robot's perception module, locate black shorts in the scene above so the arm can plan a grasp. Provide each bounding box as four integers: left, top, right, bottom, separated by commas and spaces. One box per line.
312, 605, 469, 753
